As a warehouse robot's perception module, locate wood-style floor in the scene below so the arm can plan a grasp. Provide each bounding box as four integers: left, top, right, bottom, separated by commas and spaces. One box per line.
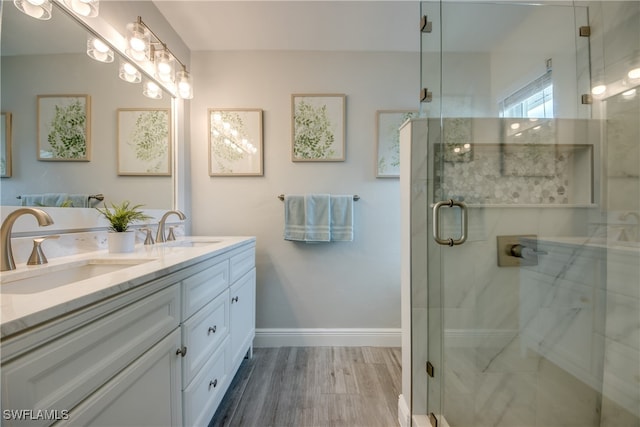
209, 347, 402, 427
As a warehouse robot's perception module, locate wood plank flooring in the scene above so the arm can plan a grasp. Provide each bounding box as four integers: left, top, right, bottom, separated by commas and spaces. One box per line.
209, 347, 402, 427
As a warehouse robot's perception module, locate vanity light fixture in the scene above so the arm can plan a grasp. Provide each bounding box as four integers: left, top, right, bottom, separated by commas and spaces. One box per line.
86, 35, 113, 63
126, 19, 151, 62
119, 60, 141, 84
154, 47, 175, 84
127, 16, 194, 100
13, 0, 52, 20
63, 0, 99, 17
176, 68, 193, 99
142, 79, 163, 100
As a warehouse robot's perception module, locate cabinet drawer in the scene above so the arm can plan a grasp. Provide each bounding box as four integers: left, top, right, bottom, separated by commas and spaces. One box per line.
182, 256, 229, 320
182, 289, 229, 388
1, 285, 180, 426
183, 337, 230, 427
229, 246, 255, 284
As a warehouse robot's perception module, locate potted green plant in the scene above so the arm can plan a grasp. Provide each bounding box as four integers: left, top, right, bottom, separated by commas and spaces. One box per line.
96, 201, 151, 253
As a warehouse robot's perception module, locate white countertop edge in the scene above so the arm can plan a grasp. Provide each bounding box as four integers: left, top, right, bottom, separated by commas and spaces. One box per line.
0, 236, 256, 339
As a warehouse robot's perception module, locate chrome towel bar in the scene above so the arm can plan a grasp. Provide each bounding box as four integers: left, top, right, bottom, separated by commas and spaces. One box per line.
278, 194, 360, 201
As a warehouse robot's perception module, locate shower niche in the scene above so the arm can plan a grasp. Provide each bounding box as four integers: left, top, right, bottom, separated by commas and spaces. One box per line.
433, 118, 599, 206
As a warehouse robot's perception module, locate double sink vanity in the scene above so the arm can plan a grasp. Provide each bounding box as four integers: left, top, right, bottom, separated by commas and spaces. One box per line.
0, 232, 256, 426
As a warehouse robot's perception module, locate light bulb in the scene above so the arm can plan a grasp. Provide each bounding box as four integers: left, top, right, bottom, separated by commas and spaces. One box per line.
87, 36, 113, 62
119, 62, 140, 83
622, 88, 637, 98
143, 81, 162, 99
591, 84, 607, 96
510, 122, 520, 130
628, 68, 640, 80
14, 0, 52, 20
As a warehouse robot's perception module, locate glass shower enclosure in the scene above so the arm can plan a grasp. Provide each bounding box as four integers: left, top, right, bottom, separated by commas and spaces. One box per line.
410, 1, 639, 426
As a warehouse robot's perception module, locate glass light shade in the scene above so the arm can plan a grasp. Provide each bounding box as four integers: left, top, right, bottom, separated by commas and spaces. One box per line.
126, 22, 150, 62
86, 36, 113, 63
154, 49, 175, 84
142, 79, 163, 100
63, 0, 98, 17
119, 61, 141, 84
14, 0, 52, 20
176, 69, 193, 99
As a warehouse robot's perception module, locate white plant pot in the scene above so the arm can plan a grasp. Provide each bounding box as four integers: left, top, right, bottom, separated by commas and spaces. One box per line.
107, 231, 136, 253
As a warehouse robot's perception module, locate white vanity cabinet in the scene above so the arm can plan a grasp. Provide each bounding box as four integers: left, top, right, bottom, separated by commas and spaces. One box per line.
0, 237, 256, 427
181, 243, 256, 426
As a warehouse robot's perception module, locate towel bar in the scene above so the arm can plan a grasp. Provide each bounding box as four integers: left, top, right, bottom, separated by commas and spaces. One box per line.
278, 194, 360, 201
17, 193, 105, 201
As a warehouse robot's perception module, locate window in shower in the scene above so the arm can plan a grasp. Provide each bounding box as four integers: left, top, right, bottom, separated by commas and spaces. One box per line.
500, 70, 554, 118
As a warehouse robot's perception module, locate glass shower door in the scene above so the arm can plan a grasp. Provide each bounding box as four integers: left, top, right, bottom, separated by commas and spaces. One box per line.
415, 1, 637, 426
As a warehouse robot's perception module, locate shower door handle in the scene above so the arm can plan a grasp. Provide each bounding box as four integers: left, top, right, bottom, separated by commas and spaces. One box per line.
433, 199, 468, 246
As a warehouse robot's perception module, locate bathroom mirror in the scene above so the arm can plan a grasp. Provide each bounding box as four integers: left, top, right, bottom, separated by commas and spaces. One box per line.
0, 2, 174, 209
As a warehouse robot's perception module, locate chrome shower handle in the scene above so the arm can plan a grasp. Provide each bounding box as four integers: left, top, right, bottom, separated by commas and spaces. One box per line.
432, 199, 468, 246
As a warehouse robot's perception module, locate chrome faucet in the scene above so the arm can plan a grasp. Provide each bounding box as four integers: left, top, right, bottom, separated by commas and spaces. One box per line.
1, 208, 54, 271
156, 210, 186, 243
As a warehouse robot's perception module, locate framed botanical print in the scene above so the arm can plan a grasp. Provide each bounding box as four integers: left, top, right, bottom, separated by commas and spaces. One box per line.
117, 108, 171, 176
1, 112, 12, 177
208, 108, 263, 176
291, 94, 345, 162
37, 95, 91, 161
376, 110, 418, 178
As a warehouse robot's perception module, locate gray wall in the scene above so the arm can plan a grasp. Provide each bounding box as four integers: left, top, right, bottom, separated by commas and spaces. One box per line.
189, 50, 419, 338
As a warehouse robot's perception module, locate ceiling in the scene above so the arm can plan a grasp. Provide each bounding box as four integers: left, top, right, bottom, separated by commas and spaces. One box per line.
151, 0, 420, 52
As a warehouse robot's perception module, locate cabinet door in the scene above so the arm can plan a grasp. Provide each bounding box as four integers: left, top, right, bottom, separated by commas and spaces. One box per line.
57, 329, 182, 427
229, 268, 255, 367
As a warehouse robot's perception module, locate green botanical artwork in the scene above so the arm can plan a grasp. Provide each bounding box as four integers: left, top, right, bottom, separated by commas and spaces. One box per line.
38, 95, 90, 161
376, 110, 417, 177
128, 110, 169, 173
209, 109, 262, 176
292, 95, 345, 161
118, 109, 171, 175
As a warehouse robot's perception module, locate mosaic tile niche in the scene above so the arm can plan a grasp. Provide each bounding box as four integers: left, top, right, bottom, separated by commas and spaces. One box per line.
433, 118, 594, 205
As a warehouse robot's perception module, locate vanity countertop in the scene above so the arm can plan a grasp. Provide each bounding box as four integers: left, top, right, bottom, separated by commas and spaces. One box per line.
0, 236, 255, 339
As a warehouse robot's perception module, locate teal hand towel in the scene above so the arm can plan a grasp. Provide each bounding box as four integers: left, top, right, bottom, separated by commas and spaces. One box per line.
284, 195, 306, 241
330, 195, 354, 241
304, 194, 331, 242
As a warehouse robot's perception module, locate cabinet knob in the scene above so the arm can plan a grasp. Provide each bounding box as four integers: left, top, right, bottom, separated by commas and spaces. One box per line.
232, 296, 239, 303
209, 379, 218, 389
176, 346, 188, 357
208, 325, 217, 335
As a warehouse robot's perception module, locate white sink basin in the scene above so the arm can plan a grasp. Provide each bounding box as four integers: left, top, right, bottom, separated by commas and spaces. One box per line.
1, 258, 154, 294
165, 239, 222, 248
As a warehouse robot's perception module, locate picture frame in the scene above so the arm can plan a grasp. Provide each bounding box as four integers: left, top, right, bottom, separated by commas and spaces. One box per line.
1, 112, 12, 177
37, 95, 91, 161
117, 108, 171, 176
376, 110, 418, 178
291, 94, 345, 162
208, 108, 264, 176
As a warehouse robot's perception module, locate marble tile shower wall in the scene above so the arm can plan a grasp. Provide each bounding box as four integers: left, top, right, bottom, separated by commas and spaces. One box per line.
438, 208, 601, 427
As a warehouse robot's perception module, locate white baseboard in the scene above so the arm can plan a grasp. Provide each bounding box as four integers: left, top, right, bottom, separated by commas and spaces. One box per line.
254, 328, 401, 348
398, 394, 411, 427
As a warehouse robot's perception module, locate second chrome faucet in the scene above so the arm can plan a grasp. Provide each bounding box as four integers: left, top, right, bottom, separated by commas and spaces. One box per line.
156, 210, 186, 243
